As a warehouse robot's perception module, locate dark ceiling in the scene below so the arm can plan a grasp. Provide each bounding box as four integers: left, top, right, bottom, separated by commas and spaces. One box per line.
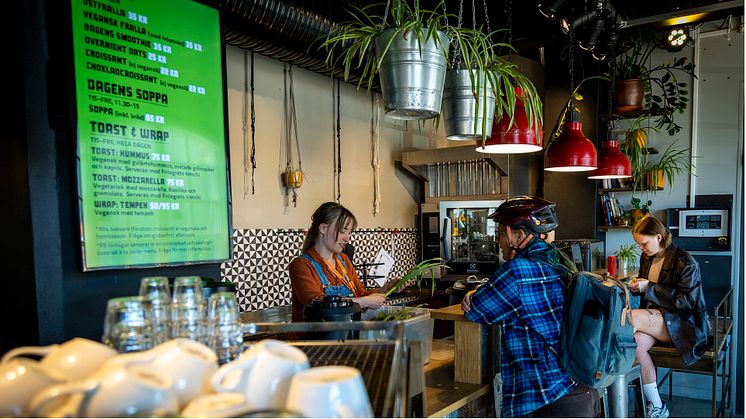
211, 0, 742, 83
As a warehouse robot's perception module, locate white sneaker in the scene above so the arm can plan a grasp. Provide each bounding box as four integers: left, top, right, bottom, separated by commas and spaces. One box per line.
646, 402, 670, 418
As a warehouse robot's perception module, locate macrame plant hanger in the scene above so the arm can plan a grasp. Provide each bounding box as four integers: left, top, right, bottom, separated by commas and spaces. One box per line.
332, 78, 342, 203
283, 64, 303, 207
371, 93, 381, 216
242, 51, 257, 197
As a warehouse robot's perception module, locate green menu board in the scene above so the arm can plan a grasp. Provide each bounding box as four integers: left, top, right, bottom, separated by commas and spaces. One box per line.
70, 0, 231, 270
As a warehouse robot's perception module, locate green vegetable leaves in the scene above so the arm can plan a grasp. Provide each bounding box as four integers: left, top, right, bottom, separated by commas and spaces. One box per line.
384, 257, 448, 298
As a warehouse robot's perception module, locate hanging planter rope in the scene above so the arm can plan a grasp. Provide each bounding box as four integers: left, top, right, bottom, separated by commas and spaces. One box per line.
242, 51, 257, 197
282, 64, 303, 207
371, 94, 381, 216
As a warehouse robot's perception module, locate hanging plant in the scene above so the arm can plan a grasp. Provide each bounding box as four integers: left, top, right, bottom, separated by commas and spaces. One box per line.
320, 0, 542, 125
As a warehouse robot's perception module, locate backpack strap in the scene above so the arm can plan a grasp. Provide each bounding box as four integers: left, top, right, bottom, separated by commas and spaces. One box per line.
597, 272, 635, 329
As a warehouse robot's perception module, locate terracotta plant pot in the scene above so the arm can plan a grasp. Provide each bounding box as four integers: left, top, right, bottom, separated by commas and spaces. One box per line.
614, 79, 644, 112
630, 209, 645, 224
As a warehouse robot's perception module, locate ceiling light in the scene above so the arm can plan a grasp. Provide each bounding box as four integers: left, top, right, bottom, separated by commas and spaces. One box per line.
538, 0, 568, 20
587, 139, 631, 179
665, 26, 689, 51
476, 88, 543, 154
544, 109, 597, 172
591, 18, 619, 61
578, 15, 606, 51
561, 9, 599, 34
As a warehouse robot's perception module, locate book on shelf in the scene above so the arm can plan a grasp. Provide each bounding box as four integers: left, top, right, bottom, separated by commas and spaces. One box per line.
600, 193, 626, 226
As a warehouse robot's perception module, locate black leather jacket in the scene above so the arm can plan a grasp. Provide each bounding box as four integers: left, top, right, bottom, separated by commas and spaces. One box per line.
637, 245, 710, 366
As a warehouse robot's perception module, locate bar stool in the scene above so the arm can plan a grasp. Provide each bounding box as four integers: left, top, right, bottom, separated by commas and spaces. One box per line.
605, 363, 647, 418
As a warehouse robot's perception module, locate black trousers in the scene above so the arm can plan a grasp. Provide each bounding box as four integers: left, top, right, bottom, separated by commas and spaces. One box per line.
528, 383, 601, 418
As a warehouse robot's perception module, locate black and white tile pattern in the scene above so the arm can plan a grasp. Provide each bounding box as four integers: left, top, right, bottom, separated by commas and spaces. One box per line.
220, 228, 420, 312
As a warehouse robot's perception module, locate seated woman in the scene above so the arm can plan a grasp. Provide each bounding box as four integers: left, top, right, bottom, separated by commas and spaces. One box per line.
628, 215, 709, 419
288, 202, 387, 321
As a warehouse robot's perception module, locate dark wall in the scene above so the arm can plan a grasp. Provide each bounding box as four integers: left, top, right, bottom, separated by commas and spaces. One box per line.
2, 1, 40, 355
541, 42, 604, 240
3, 0, 223, 353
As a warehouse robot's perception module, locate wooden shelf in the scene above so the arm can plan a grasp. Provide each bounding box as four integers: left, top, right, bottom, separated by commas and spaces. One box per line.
601, 108, 672, 121
598, 225, 633, 232
599, 186, 664, 193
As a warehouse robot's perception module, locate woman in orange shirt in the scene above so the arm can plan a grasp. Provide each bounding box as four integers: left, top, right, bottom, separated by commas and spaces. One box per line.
288, 202, 387, 321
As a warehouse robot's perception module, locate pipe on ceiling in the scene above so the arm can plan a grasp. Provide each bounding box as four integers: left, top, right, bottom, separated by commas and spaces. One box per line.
205, 0, 363, 83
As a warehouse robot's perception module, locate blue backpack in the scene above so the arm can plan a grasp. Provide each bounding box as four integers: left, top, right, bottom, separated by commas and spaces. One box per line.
557, 271, 638, 388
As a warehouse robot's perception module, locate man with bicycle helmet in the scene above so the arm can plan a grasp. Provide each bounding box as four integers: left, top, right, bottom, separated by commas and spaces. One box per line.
461, 196, 599, 417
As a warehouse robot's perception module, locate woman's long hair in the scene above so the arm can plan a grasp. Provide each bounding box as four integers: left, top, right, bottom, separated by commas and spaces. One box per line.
633, 215, 673, 248
302, 202, 358, 252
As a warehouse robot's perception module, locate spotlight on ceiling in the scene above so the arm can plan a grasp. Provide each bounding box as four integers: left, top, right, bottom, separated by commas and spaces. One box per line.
665, 26, 689, 51
578, 14, 606, 51
560, 0, 605, 34
538, 0, 568, 20
591, 13, 620, 60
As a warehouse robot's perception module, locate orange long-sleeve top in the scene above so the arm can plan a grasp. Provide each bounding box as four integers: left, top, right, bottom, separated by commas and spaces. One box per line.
288, 248, 370, 321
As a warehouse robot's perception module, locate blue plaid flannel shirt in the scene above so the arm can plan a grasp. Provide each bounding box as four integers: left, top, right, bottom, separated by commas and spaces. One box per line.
464, 238, 576, 417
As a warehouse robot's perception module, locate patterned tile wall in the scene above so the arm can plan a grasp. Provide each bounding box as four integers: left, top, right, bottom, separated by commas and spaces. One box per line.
220, 228, 420, 312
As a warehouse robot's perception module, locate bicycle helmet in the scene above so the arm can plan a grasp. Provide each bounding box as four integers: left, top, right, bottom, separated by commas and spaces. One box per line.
489, 196, 559, 235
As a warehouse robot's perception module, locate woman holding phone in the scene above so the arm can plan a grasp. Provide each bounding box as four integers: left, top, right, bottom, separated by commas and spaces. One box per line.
628, 215, 709, 418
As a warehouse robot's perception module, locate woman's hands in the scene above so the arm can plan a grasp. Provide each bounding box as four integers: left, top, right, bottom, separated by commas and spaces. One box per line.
628, 277, 650, 293
354, 293, 386, 310
461, 290, 477, 312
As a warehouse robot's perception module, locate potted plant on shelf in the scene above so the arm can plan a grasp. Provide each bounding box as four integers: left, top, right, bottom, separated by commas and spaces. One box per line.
618, 116, 658, 176
629, 197, 652, 224
608, 28, 696, 136
636, 140, 693, 191
615, 243, 640, 271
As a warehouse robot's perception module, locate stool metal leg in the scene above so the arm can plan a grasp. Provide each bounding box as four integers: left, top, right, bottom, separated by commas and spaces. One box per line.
608, 375, 629, 418
597, 387, 610, 418
606, 364, 646, 418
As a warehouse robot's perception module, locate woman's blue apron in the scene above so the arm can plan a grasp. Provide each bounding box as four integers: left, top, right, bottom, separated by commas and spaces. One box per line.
301, 253, 354, 297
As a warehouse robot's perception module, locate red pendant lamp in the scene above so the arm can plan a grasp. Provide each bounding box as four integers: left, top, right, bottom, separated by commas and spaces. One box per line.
544, 107, 597, 172
587, 139, 632, 179
476, 86, 543, 154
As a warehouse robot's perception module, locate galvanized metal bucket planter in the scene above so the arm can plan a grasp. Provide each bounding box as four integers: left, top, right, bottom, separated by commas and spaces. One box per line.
374, 28, 450, 120
442, 69, 496, 140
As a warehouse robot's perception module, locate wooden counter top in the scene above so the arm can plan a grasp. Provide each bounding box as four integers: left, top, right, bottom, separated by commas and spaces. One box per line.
591, 268, 638, 281
429, 304, 467, 321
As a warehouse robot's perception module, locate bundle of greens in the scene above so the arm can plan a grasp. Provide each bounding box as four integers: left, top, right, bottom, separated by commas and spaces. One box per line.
369, 307, 419, 322
383, 258, 448, 298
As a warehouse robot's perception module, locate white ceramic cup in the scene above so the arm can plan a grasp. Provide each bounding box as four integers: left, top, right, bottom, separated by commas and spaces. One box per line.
211, 339, 309, 411
181, 392, 252, 418
0, 358, 65, 417
286, 366, 373, 418
29, 362, 178, 418
1, 337, 117, 381
104, 338, 218, 408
